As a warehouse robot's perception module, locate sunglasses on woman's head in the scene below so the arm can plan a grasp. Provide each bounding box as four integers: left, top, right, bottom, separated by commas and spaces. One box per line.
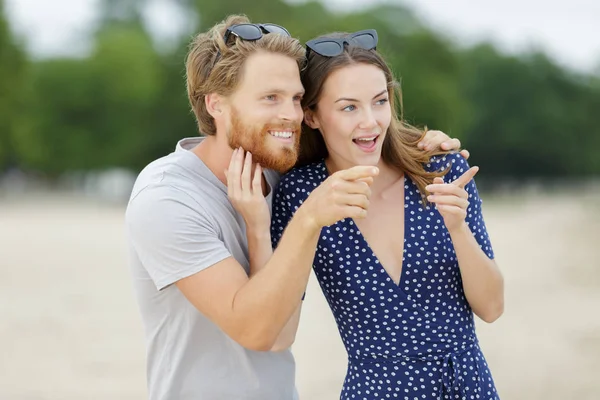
305, 29, 378, 58
211, 23, 291, 71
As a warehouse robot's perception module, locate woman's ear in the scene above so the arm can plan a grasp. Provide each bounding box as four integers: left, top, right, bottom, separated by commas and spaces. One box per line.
304, 109, 320, 130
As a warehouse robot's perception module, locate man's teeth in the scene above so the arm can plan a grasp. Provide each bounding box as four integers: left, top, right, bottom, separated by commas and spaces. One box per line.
270, 131, 292, 138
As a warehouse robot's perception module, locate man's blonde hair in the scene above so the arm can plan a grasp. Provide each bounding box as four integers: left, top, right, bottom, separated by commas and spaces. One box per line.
185, 15, 306, 136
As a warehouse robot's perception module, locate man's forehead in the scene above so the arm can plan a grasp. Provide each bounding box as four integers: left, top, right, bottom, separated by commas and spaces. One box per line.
239, 52, 303, 93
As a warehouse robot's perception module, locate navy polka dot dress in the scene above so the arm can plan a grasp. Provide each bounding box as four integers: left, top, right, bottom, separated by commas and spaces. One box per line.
271, 153, 500, 400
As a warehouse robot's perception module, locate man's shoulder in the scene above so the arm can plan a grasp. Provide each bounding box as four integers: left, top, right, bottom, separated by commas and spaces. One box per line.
131, 148, 223, 200
127, 167, 224, 232
130, 153, 183, 199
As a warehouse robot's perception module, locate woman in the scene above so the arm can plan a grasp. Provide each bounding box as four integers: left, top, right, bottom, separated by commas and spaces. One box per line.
270, 30, 504, 399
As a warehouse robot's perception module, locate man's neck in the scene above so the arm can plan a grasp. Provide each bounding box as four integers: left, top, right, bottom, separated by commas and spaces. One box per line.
192, 134, 270, 196
191, 135, 232, 186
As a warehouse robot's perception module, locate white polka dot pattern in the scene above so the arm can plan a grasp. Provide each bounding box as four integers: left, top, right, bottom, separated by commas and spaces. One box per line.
271, 153, 499, 399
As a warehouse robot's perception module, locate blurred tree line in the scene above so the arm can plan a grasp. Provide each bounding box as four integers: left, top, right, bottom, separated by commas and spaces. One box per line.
1, 0, 599, 179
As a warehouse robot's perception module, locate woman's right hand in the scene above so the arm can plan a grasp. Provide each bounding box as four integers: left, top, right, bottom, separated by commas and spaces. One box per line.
226, 148, 271, 232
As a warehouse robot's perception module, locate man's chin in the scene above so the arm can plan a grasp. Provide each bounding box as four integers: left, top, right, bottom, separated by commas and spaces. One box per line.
257, 152, 297, 174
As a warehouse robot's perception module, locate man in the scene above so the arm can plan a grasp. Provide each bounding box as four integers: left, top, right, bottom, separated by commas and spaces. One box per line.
125, 14, 464, 400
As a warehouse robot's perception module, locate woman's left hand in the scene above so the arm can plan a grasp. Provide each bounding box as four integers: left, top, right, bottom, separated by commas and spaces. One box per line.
425, 166, 479, 233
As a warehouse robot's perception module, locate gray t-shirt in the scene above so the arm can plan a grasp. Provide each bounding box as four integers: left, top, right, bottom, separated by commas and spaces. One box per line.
125, 137, 297, 400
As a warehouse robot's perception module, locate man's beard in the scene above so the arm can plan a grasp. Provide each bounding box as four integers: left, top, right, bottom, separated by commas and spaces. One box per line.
228, 108, 301, 173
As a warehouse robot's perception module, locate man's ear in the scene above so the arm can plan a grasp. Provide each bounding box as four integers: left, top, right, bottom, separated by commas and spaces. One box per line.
205, 93, 224, 118
304, 108, 320, 129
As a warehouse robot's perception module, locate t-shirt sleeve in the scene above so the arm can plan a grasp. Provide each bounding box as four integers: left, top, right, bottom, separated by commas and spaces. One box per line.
126, 184, 232, 290
428, 153, 495, 260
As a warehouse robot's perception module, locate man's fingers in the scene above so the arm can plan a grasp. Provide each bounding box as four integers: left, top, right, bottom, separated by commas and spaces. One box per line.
337, 165, 379, 181
333, 179, 372, 196
453, 166, 479, 188
338, 193, 370, 210
418, 130, 440, 150
355, 176, 374, 186
344, 205, 368, 219
440, 138, 461, 151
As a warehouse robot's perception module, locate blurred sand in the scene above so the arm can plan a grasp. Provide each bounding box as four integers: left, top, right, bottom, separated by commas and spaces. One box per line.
0, 190, 599, 399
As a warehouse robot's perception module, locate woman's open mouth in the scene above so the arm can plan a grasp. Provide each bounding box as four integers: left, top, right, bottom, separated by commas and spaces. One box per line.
352, 134, 380, 152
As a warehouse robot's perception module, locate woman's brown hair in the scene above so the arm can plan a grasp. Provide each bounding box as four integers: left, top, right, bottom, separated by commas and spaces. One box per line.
297, 32, 449, 202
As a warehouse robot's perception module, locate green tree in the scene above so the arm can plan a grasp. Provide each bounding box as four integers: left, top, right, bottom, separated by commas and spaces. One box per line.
6, 0, 600, 178
459, 45, 600, 177
0, 0, 28, 171
16, 3, 164, 174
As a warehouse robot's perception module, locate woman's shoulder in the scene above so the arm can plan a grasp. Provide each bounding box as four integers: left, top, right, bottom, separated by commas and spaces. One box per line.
277, 160, 328, 194
425, 151, 472, 181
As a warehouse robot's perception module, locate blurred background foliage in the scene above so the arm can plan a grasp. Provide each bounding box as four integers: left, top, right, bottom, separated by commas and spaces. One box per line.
1, 0, 599, 182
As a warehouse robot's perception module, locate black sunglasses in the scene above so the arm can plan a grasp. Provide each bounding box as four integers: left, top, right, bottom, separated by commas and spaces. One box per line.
305, 29, 378, 58
211, 23, 291, 70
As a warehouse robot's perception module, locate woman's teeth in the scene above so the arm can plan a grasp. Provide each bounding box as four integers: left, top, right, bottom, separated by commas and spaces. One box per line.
353, 136, 377, 143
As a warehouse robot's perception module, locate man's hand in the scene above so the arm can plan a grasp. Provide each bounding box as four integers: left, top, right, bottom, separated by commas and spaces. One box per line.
418, 130, 470, 159
299, 165, 379, 229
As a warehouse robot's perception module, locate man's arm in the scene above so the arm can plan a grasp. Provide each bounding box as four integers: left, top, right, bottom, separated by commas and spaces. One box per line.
245, 220, 302, 352
178, 164, 378, 351
176, 207, 318, 351
128, 165, 378, 352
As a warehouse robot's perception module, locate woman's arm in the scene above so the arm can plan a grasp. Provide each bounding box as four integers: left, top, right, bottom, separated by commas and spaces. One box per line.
426, 156, 504, 323
446, 223, 504, 322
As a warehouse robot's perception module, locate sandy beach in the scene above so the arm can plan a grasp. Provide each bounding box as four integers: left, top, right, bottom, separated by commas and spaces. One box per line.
1, 190, 598, 399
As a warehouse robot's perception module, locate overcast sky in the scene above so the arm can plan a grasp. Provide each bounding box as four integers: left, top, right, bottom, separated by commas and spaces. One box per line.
5, 0, 600, 73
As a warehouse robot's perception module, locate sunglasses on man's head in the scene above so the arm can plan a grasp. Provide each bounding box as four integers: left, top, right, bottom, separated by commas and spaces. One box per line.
305, 29, 378, 58
224, 23, 290, 43
211, 23, 291, 70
